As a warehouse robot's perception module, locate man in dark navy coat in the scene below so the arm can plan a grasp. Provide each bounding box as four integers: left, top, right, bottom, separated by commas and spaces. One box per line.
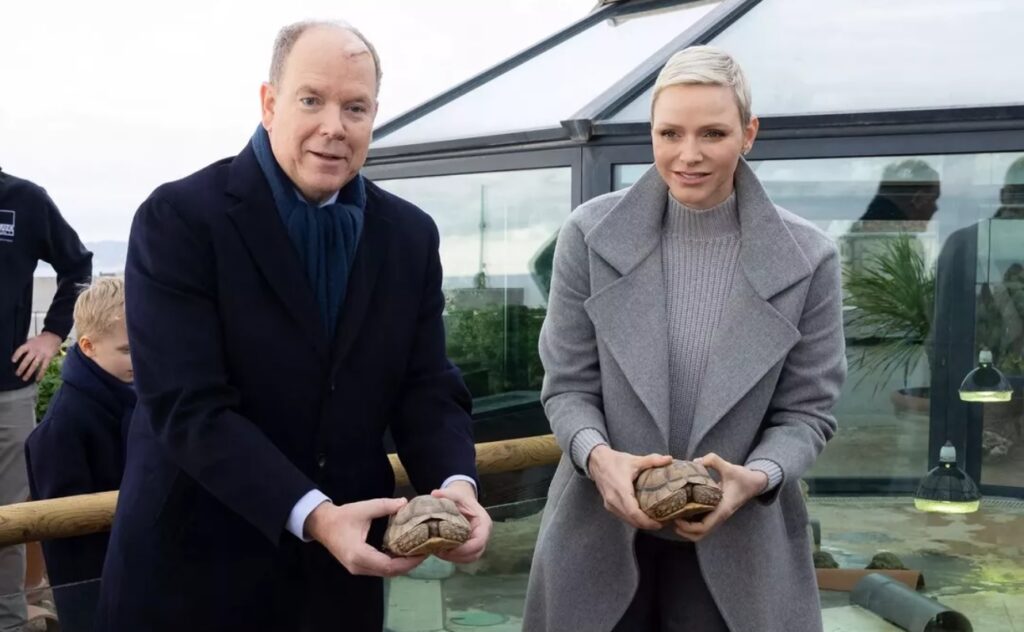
97, 20, 491, 631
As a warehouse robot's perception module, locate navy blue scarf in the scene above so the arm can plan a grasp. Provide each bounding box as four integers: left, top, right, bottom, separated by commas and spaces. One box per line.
251, 125, 365, 338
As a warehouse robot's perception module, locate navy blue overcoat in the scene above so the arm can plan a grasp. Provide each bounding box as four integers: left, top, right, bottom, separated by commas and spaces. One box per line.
97, 142, 476, 631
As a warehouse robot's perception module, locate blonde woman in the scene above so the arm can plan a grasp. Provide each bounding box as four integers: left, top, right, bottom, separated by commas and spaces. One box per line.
524, 46, 846, 632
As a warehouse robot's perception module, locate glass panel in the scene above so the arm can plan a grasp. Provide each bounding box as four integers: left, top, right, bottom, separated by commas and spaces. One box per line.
376, 168, 570, 465
607, 83, 654, 123
374, 2, 720, 147
612, 163, 649, 190
755, 153, 1024, 481
607, 0, 1024, 122
975, 158, 1024, 486
610, 152, 1024, 482
711, 0, 1024, 116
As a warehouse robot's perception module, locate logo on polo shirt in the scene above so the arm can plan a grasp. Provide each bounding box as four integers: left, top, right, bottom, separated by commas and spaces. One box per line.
0, 210, 14, 242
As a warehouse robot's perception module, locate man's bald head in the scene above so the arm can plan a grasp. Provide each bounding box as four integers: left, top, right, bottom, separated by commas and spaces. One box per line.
269, 20, 382, 95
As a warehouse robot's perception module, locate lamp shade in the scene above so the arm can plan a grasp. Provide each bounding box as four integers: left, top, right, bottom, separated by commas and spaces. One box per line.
914, 442, 981, 513
959, 349, 1012, 402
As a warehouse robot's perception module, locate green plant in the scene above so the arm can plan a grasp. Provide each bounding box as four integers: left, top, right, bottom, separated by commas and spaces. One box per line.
444, 303, 546, 397
843, 233, 935, 390
35, 351, 66, 420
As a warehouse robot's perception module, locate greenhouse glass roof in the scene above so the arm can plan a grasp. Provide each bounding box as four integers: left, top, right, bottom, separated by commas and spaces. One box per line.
373, 0, 1024, 150
373, 1, 721, 147
607, 0, 1024, 122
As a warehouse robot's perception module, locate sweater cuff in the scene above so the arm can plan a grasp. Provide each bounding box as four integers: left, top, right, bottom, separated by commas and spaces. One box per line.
571, 428, 609, 478
746, 459, 783, 494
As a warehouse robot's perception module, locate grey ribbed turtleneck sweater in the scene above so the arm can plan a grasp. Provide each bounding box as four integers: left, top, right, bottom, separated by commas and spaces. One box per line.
570, 192, 782, 499
662, 192, 742, 459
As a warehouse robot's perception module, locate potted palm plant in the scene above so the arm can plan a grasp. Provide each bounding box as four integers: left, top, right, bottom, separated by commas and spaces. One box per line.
843, 233, 935, 415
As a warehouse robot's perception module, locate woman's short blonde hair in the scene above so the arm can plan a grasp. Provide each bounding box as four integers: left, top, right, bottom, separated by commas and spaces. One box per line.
74, 276, 126, 341
651, 45, 752, 127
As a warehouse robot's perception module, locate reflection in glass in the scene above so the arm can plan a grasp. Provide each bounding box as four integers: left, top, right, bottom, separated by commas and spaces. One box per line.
376, 169, 570, 407
612, 163, 649, 191
615, 153, 1024, 482
374, 2, 719, 147
971, 159, 1024, 486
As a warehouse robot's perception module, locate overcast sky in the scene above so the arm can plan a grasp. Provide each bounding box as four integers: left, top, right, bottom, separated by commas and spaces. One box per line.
0, 0, 594, 242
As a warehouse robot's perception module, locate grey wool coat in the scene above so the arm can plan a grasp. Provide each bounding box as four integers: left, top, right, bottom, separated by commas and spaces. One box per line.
523, 160, 846, 632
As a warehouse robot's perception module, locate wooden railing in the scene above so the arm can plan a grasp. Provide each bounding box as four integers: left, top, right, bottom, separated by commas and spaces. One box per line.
0, 434, 563, 547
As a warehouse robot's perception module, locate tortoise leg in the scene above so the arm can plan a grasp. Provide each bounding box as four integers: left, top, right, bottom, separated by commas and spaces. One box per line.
437, 521, 470, 544
647, 489, 690, 521
690, 485, 723, 507
391, 524, 431, 556
673, 484, 721, 521
392, 521, 465, 556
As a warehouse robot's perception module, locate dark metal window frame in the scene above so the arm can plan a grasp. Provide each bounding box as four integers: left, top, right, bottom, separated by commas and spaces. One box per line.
363, 147, 583, 210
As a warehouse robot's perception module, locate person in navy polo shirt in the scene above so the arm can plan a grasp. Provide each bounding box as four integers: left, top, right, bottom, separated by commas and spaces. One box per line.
0, 166, 92, 629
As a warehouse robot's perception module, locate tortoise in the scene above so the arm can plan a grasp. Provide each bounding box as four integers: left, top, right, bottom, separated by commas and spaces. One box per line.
635, 459, 723, 522
813, 550, 840, 569
383, 495, 471, 557
866, 552, 907, 570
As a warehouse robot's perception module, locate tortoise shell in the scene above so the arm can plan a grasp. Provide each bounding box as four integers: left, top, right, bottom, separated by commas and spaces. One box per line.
635, 459, 723, 522
383, 495, 471, 557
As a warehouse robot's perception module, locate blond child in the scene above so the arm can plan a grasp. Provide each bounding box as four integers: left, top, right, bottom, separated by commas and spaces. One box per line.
24, 277, 135, 632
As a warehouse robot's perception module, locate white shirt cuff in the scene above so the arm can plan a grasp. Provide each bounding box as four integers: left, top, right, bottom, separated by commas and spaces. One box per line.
287, 489, 331, 542
441, 474, 478, 497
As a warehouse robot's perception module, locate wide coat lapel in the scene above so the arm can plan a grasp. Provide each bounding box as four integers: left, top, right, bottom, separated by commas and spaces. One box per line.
687, 160, 813, 454
582, 160, 816, 454
583, 167, 672, 443
225, 145, 329, 361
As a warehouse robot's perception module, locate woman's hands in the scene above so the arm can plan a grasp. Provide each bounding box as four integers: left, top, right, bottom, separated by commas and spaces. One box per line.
588, 445, 672, 530
673, 453, 768, 542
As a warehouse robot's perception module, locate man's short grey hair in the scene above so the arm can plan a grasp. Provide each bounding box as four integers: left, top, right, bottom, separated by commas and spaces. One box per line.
269, 20, 382, 95
652, 45, 752, 127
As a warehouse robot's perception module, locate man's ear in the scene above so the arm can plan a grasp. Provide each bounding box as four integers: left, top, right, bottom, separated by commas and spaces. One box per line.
260, 82, 276, 131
